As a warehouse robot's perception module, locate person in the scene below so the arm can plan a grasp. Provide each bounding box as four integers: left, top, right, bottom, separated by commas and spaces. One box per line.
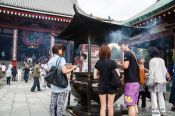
31, 61, 41, 92
29, 67, 33, 79
94, 44, 120, 116
40, 67, 46, 89
23, 65, 30, 83
1, 63, 6, 74
48, 44, 77, 116
0, 67, 4, 79
148, 47, 167, 116
80, 53, 88, 72
137, 57, 148, 109
6, 65, 12, 85
17, 67, 22, 82
118, 39, 140, 116
12, 67, 17, 81
169, 63, 175, 112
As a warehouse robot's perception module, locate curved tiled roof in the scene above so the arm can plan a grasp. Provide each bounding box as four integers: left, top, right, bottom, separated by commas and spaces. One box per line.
0, 0, 76, 17
124, 0, 175, 25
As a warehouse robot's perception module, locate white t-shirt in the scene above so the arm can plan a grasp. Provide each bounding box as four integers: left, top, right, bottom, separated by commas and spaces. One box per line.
149, 57, 167, 84
1, 65, 6, 72
6, 69, 12, 77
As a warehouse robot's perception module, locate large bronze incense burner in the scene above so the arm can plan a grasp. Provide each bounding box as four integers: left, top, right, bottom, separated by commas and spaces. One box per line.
57, 4, 146, 115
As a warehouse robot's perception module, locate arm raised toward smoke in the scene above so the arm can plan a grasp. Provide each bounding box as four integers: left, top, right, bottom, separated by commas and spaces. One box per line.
118, 61, 129, 69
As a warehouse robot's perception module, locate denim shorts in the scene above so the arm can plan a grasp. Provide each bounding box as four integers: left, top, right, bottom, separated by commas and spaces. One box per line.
124, 82, 140, 106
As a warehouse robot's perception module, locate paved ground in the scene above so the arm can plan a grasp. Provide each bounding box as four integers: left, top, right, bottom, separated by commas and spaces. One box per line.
0, 80, 175, 116
0, 80, 52, 116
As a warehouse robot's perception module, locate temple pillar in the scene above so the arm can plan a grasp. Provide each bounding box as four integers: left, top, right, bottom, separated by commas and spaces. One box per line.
50, 33, 55, 56
12, 29, 18, 61
172, 32, 175, 63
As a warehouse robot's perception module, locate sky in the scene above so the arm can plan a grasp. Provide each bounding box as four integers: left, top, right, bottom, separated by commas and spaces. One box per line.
77, 0, 157, 21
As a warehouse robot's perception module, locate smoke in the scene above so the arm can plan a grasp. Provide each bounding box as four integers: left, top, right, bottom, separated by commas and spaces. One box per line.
105, 29, 130, 43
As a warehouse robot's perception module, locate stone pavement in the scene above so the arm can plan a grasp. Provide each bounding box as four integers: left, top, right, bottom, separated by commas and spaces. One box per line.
0, 80, 175, 116
0, 80, 52, 116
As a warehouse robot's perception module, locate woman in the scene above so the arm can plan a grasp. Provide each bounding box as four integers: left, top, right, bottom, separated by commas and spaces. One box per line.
169, 63, 175, 112
94, 44, 119, 116
148, 47, 167, 116
48, 44, 77, 116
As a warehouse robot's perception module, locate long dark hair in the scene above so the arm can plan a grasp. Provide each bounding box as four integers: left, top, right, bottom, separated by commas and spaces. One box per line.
148, 47, 160, 58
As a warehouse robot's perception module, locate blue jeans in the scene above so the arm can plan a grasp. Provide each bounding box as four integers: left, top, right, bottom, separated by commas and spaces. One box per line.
31, 77, 41, 91
24, 74, 29, 83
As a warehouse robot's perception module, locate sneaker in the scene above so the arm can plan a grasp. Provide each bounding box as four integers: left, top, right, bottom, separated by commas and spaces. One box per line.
171, 107, 175, 112
31, 90, 36, 92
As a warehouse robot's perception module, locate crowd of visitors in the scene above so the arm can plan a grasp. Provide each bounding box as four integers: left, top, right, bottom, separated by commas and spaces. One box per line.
0, 41, 175, 116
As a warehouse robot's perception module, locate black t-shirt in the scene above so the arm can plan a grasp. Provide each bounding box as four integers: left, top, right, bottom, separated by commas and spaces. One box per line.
124, 51, 139, 83
95, 59, 118, 89
24, 68, 30, 75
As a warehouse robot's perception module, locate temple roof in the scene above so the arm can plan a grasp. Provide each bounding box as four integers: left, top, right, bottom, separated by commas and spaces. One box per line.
59, 4, 147, 45
0, 0, 76, 17
124, 0, 175, 25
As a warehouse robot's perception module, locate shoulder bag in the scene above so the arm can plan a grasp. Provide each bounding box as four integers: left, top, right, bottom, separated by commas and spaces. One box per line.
146, 71, 155, 86
131, 51, 146, 85
45, 57, 68, 88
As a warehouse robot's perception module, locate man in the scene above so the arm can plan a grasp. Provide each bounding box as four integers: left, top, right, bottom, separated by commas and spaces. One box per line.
31, 61, 41, 92
118, 39, 140, 116
12, 67, 17, 81
80, 53, 88, 72
1, 63, 6, 74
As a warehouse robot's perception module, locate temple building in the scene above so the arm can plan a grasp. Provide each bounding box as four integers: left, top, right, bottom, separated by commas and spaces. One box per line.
124, 0, 175, 72
0, 0, 76, 62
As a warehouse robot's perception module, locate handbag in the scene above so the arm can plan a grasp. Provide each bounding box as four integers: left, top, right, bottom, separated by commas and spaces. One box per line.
146, 72, 155, 86
45, 57, 68, 88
